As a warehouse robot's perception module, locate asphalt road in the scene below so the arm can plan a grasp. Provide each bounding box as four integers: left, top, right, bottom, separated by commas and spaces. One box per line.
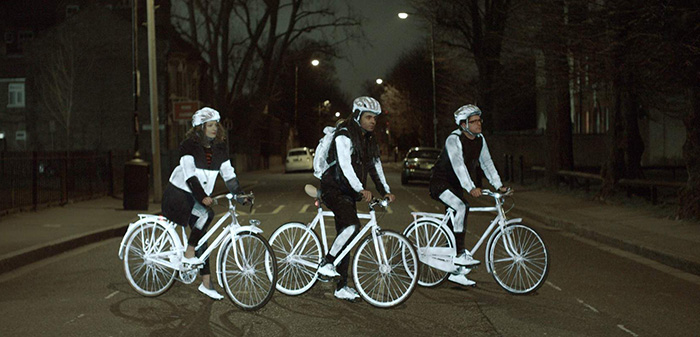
1, 168, 699, 336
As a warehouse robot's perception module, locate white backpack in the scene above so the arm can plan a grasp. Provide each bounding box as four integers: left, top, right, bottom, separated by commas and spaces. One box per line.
313, 126, 338, 179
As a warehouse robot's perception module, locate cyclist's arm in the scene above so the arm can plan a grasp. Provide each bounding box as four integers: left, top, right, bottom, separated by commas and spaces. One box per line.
335, 135, 364, 193
478, 136, 503, 190
368, 157, 391, 196
216, 143, 242, 194
445, 135, 477, 192
180, 154, 208, 203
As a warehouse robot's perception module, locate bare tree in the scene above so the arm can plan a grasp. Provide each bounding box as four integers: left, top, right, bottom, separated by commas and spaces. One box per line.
171, 0, 363, 143
30, 29, 86, 150
411, 0, 512, 128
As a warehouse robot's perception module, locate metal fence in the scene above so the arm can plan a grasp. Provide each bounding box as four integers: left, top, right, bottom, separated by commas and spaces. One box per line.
0, 150, 132, 213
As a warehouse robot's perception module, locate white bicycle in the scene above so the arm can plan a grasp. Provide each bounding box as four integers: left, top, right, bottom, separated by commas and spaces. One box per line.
403, 189, 548, 294
268, 185, 419, 308
117, 193, 277, 310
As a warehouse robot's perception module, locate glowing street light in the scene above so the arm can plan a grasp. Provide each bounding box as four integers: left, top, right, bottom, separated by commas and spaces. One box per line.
398, 11, 438, 147
335, 112, 340, 118
376, 78, 383, 85
311, 59, 320, 66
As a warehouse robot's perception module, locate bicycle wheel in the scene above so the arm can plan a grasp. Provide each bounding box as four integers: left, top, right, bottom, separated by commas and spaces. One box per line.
268, 222, 322, 295
488, 224, 549, 295
123, 221, 177, 297
221, 232, 277, 310
404, 221, 451, 287
352, 230, 419, 308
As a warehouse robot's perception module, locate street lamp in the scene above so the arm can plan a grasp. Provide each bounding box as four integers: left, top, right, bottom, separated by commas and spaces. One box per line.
376, 78, 383, 85
398, 12, 438, 147
294, 59, 320, 133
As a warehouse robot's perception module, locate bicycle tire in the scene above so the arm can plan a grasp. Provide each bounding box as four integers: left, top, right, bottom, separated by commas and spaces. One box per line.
123, 221, 177, 297
488, 224, 549, 295
352, 230, 419, 308
221, 232, 277, 310
403, 220, 451, 287
268, 222, 322, 295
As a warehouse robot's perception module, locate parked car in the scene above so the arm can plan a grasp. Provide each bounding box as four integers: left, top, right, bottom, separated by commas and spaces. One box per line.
401, 147, 441, 185
285, 147, 314, 173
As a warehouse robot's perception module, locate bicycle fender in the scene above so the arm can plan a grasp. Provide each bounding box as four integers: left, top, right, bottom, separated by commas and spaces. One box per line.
117, 215, 170, 259
402, 218, 442, 236
232, 225, 264, 236
483, 219, 523, 273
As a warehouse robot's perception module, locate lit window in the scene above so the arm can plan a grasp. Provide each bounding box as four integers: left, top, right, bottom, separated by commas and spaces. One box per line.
8, 83, 25, 108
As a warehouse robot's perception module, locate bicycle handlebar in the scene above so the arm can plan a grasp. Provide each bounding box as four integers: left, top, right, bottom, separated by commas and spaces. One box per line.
481, 188, 513, 198
211, 192, 255, 206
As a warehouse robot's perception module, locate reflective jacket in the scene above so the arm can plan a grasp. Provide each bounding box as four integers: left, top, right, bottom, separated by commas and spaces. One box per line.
431, 129, 502, 192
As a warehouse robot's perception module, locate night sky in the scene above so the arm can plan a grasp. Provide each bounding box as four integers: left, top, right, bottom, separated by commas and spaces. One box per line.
336, 0, 423, 99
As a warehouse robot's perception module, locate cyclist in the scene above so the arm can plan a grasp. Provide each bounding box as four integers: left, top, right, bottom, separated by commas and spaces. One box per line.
161, 107, 244, 300
429, 104, 508, 286
316, 96, 396, 302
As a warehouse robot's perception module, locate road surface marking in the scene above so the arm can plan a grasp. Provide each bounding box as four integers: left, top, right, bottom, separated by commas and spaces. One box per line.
617, 325, 638, 337
546, 281, 562, 291
43, 224, 61, 228
104, 291, 119, 299
386, 205, 393, 214
408, 205, 421, 212
300, 204, 311, 213
576, 298, 599, 313
271, 205, 285, 214
65, 313, 85, 324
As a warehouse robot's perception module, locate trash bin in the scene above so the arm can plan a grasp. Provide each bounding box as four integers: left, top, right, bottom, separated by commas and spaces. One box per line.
123, 158, 150, 210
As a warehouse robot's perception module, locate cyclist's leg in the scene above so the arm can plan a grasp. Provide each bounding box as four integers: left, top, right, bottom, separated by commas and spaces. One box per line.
321, 189, 360, 289
188, 204, 214, 276
435, 188, 469, 253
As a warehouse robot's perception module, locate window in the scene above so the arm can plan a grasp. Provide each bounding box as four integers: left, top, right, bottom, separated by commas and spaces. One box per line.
66, 5, 80, 17
8, 83, 25, 108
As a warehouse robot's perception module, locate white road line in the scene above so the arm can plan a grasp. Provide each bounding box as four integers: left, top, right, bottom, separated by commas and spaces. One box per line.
386, 205, 393, 214
576, 298, 599, 313
546, 281, 562, 291
65, 313, 85, 324
271, 205, 285, 214
408, 205, 421, 212
617, 325, 639, 337
104, 291, 119, 299
43, 224, 61, 228
300, 204, 311, 213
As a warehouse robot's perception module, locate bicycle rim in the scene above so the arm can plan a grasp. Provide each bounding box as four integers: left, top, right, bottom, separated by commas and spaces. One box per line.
123, 222, 177, 297
353, 230, 419, 308
269, 223, 321, 295
489, 224, 548, 294
222, 233, 277, 310
404, 221, 451, 287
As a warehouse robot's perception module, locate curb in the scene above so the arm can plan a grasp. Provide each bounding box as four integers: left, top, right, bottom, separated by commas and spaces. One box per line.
0, 222, 131, 275
510, 207, 700, 277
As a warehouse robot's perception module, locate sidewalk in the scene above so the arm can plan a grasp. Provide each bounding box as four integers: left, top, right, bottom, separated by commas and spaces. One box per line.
0, 196, 161, 274
505, 183, 700, 276
0, 171, 698, 277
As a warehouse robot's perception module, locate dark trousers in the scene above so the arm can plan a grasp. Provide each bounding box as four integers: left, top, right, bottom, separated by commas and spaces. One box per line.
321, 186, 360, 290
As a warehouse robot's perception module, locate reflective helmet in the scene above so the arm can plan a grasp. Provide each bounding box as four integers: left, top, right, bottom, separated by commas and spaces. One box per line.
192, 107, 220, 127
453, 104, 482, 126
352, 96, 382, 124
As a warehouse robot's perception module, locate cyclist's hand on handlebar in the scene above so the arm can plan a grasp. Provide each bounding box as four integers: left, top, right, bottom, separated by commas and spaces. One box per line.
499, 186, 510, 193
384, 193, 396, 203
360, 190, 373, 202
201, 196, 213, 206
469, 188, 482, 198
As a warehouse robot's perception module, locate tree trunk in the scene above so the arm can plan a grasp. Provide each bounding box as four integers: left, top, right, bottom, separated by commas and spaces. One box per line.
679, 86, 700, 219
543, 52, 573, 185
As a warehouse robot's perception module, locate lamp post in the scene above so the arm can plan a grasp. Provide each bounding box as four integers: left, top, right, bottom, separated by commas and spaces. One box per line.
294, 59, 320, 134
398, 12, 438, 147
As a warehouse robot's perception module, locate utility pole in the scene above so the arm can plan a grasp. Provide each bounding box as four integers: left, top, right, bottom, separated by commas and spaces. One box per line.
147, 0, 162, 202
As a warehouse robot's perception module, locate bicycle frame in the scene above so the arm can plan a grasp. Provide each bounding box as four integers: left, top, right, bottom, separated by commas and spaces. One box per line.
288, 201, 391, 270
409, 191, 522, 274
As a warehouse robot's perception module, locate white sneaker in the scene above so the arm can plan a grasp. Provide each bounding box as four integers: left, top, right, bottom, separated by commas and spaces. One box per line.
198, 283, 224, 300
453, 250, 480, 266
448, 274, 476, 287
317, 262, 340, 279
334, 286, 360, 302
182, 256, 203, 268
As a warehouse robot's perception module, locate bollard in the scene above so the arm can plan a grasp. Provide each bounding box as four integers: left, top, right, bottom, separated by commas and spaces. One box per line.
123, 157, 150, 210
